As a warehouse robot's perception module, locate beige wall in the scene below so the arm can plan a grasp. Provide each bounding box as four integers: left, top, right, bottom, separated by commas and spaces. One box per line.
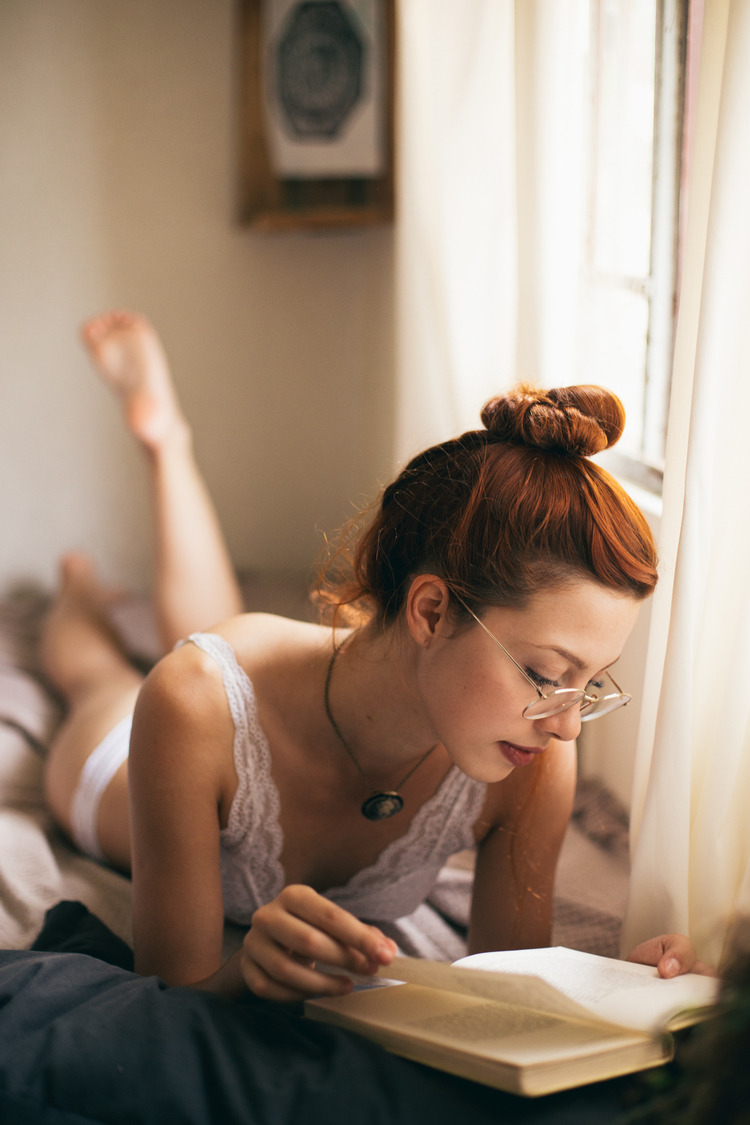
0, 0, 395, 592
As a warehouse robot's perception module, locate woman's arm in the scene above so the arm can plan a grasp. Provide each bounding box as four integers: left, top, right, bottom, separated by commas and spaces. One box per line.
468, 739, 577, 955
128, 647, 236, 987
468, 740, 713, 977
128, 646, 396, 999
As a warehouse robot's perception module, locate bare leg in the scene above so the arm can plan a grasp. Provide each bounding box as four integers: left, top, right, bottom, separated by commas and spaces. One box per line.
43, 312, 244, 869
42, 554, 142, 871
81, 310, 244, 651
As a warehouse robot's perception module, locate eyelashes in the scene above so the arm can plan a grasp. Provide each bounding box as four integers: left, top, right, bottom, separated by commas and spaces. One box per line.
526, 670, 561, 689
527, 671, 608, 692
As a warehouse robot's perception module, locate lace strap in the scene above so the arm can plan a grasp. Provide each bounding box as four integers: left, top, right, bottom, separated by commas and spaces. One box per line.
178, 633, 253, 738
178, 633, 284, 888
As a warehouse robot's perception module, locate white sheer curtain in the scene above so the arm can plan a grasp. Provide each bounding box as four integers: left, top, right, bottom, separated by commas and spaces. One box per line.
394, 0, 589, 465
621, 0, 750, 968
396, 0, 750, 969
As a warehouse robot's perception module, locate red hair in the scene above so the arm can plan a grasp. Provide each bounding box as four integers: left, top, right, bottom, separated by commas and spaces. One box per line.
317, 385, 658, 625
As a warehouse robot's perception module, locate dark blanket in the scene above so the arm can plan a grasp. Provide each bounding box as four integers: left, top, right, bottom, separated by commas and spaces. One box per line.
0, 903, 661, 1125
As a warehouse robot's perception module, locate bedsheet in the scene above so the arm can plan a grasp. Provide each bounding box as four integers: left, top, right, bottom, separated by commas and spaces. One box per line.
1, 900, 652, 1125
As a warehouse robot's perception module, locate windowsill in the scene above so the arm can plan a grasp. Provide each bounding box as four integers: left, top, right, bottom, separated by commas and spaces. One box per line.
618, 475, 663, 522
594, 451, 664, 525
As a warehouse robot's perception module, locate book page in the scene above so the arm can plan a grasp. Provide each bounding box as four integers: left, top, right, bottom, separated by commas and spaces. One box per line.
380, 947, 719, 1035
456, 947, 720, 1033
460, 948, 654, 1002
307, 979, 664, 1090
407, 998, 568, 1041
378, 956, 625, 1032
401, 994, 649, 1069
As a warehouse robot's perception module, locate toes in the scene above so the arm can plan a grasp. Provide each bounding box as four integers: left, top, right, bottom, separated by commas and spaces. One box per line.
80, 310, 139, 346
60, 552, 98, 591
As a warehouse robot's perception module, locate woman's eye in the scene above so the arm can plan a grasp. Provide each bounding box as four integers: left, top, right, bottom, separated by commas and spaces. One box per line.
587, 677, 606, 692
527, 670, 561, 689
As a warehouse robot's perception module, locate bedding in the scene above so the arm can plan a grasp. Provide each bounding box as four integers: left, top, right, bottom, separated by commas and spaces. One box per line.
1, 902, 661, 1125
0, 578, 636, 1123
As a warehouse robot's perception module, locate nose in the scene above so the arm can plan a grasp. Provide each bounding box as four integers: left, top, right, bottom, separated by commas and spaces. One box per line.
536, 703, 582, 743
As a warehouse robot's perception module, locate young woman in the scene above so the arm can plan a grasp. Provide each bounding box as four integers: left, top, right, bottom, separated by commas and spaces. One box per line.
42, 310, 704, 1003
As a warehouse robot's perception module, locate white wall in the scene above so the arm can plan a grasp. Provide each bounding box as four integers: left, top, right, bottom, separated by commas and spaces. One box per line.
0, 0, 395, 593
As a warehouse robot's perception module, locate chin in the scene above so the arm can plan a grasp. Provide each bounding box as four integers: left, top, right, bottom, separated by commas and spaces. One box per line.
451, 750, 517, 785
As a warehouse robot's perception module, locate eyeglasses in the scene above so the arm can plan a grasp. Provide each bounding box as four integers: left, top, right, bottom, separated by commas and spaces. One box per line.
459, 602, 631, 722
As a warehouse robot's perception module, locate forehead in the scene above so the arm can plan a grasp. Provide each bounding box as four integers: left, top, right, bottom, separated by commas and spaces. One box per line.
483, 580, 641, 669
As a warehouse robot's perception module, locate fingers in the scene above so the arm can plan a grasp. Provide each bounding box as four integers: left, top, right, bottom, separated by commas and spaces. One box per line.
690, 959, 719, 977
241, 885, 398, 1003
626, 932, 717, 978
626, 933, 692, 977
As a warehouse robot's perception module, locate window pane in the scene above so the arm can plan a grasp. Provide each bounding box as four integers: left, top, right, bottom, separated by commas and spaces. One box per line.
592, 0, 656, 280
577, 285, 649, 461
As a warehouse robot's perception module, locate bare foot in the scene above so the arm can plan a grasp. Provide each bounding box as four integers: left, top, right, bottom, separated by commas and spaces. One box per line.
81, 310, 187, 450
56, 552, 123, 605
40, 553, 131, 698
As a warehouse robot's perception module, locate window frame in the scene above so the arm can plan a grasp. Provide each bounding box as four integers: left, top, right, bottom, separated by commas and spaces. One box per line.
585, 0, 690, 492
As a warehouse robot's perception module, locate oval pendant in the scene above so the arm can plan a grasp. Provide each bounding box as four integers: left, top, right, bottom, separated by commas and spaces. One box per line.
361, 791, 404, 821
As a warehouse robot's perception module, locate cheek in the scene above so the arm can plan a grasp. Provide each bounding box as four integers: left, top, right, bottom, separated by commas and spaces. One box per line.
417, 644, 523, 747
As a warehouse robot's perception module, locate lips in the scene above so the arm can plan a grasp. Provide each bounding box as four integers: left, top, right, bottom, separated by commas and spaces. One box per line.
498, 741, 547, 768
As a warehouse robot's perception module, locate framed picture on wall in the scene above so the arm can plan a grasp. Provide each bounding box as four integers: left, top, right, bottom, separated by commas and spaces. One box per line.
237, 0, 395, 229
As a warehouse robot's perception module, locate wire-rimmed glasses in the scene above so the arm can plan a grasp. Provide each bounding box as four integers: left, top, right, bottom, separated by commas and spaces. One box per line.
459, 602, 631, 722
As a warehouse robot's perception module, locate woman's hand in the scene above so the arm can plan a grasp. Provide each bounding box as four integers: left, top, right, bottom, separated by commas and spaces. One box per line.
240, 884, 398, 1003
626, 933, 717, 978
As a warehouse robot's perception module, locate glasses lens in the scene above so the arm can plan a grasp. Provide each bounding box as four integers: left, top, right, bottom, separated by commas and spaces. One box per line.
579, 693, 631, 722
522, 689, 586, 720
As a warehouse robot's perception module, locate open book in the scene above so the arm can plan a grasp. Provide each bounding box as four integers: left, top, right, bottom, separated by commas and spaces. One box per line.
305, 946, 719, 1097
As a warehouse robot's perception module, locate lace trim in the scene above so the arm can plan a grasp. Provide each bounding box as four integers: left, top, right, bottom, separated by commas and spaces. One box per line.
181, 633, 486, 916
325, 765, 486, 905
181, 633, 285, 906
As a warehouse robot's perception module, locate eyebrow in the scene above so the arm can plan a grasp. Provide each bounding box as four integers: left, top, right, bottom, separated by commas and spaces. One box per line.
527, 644, 594, 673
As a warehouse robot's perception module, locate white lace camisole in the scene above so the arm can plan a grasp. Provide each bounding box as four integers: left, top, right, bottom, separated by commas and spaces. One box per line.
183, 633, 487, 926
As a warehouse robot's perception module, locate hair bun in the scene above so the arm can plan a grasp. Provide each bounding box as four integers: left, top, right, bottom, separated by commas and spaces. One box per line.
480, 384, 625, 457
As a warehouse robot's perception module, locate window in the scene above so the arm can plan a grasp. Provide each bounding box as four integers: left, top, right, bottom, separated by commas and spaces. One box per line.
579, 0, 691, 490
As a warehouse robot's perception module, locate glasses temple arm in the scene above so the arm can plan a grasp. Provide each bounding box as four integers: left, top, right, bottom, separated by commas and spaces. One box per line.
460, 603, 545, 699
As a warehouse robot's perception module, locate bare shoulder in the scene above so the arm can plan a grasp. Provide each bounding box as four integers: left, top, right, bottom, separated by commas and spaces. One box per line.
211, 612, 333, 677
137, 639, 228, 724
133, 613, 331, 771
141, 613, 328, 698
130, 642, 237, 790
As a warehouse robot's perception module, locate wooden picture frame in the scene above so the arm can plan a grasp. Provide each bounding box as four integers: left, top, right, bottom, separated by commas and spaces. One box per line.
236, 0, 395, 230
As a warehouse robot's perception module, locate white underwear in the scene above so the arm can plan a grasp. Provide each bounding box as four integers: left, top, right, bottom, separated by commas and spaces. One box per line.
69, 713, 132, 861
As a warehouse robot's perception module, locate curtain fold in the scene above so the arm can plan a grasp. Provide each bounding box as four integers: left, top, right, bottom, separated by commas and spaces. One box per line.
394, 0, 589, 467
394, 0, 517, 465
395, 0, 750, 968
622, 0, 750, 967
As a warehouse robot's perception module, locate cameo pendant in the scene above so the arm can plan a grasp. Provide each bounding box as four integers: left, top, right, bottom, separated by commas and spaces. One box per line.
361, 792, 405, 821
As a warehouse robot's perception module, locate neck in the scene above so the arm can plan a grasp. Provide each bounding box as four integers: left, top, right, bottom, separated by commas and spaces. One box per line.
326, 624, 438, 783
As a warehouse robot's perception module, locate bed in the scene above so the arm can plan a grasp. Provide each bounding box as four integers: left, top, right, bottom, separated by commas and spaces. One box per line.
0, 577, 636, 1124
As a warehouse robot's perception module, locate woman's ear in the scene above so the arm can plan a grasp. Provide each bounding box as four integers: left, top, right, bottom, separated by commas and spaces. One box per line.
405, 575, 451, 646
